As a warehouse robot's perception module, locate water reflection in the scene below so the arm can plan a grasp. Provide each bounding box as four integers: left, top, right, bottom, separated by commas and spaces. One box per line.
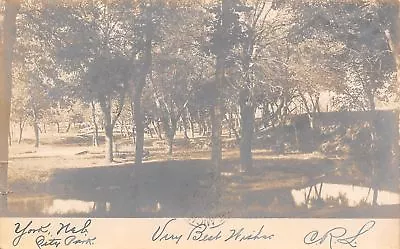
7, 196, 111, 216
4, 182, 400, 217
291, 183, 400, 208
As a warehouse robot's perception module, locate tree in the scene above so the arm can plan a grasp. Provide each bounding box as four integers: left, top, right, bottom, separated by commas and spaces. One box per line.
235, 0, 293, 171
15, 0, 74, 148
85, 55, 131, 161
47, 0, 134, 162
204, 0, 247, 172
150, 5, 205, 155
130, 0, 166, 165
10, 66, 30, 144
294, 1, 397, 111
0, 0, 20, 212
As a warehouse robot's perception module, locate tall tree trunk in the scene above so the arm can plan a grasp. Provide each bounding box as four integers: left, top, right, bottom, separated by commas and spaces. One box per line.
227, 113, 232, 138
210, 96, 222, 172
8, 129, 11, 147
225, 112, 240, 142
369, 97, 379, 206
211, 59, 224, 172
18, 120, 24, 144
134, 95, 144, 165
65, 122, 71, 133
239, 89, 254, 172
164, 118, 177, 156
152, 120, 163, 140
189, 116, 195, 138
119, 121, 124, 137
56, 121, 60, 133
167, 138, 173, 155
147, 124, 153, 138
210, 0, 231, 173
130, 101, 136, 145
166, 125, 174, 156
100, 98, 113, 163
199, 119, 204, 136
367, 89, 376, 112
32, 107, 40, 148
105, 125, 113, 162
91, 101, 99, 147
133, 7, 152, 165
0, 0, 20, 213
182, 113, 190, 140
157, 121, 163, 140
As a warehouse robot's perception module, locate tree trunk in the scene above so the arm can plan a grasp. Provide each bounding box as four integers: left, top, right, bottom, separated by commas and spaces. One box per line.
134, 94, 145, 165
100, 98, 113, 163
8, 129, 11, 146
0, 0, 20, 212
91, 101, 99, 147
152, 120, 162, 140
228, 114, 232, 138
33, 123, 40, 148
199, 120, 205, 136
368, 91, 376, 112
147, 124, 153, 138
32, 108, 40, 148
130, 101, 136, 145
65, 122, 71, 133
211, 103, 222, 172
18, 120, 24, 144
182, 113, 190, 140
164, 118, 177, 156
124, 122, 131, 139
210, 0, 233, 168
189, 116, 195, 138
133, 9, 152, 165
167, 133, 174, 156
239, 89, 254, 172
120, 121, 125, 137
225, 112, 240, 143
132, 125, 136, 144
56, 122, 60, 133
105, 125, 113, 162
211, 71, 223, 173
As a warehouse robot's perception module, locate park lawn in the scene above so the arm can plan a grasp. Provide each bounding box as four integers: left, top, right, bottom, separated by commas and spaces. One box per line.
7, 128, 339, 192
8, 127, 397, 193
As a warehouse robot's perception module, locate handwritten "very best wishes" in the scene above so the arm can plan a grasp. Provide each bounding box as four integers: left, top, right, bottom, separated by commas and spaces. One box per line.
152, 218, 275, 244
152, 218, 376, 248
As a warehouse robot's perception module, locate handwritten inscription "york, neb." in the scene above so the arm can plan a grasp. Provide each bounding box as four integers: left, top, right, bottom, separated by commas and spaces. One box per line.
151, 218, 275, 245
12, 219, 96, 249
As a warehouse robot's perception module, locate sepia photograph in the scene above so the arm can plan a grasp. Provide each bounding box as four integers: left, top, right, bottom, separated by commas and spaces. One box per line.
0, 0, 399, 219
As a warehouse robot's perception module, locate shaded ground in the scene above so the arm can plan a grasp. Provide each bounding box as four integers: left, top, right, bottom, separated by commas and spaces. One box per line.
3, 128, 400, 218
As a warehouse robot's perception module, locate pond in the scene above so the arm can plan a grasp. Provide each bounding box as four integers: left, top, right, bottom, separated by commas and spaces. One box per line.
291, 183, 400, 208
4, 182, 399, 218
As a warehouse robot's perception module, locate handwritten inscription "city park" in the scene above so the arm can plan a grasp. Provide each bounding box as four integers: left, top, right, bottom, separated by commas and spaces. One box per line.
12, 219, 96, 249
